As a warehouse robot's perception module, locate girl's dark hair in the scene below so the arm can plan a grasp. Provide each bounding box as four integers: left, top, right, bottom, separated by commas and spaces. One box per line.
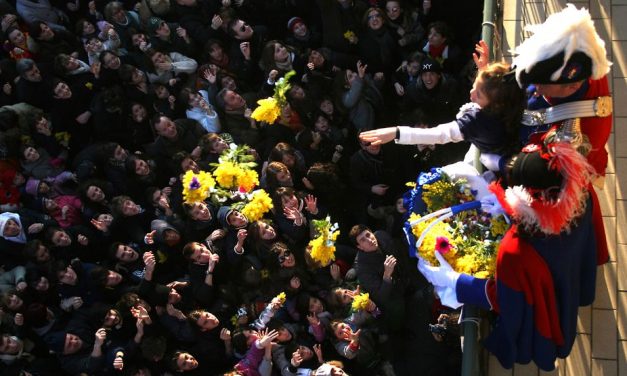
478, 63, 526, 156
272, 186, 297, 211
265, 161, 290, 191
269, 142, 297, 164
231, 329, 249, 354
427, 21, 452, 41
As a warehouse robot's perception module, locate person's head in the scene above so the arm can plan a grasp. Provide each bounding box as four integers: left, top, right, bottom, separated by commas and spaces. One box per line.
287, 84, 306, 101
1, 14, 19, 31
216, 88, 246, 111
30, 21, 54, 41
130, 102, 148, 123
110, 242, 140, 263
349, 224, 378, 252
328, 287, 355, 310
7, 27, 26, 46
100, 50, 122, 70
52, 79, 72, 99
308, 49, 326, 68
175, 0, 198, 7
119, 64, 146, 85
287, 17, 308, 38
313, 111, 331, 133
62, 333, 84, 355
1, 217, 21, 237
318, 97, 334, 116
271, 242, 296, 268
45, 227, 72, 247
104, 2, 127, 24
262, 40, 290, 66
111, 195, 141, 217
125, 154, 152, 177
183, 201, 213, 221
364, 7, 385, 31
147, 49, 172, 71
266, 161, 293, 189
169, 351, 199, 372
25, 240, 51, 264
0, 291, 23, 312
81, 181, 107, 203
385, 0, 402, 21
152, 114, 178, 139
330, 320, 352, 340
20, 144, 39, 162
76, 18, 96, 37
188, 309, 220, 331
148, 17, 170, 37
16, 59, 41, 82
182, 241, 212, 264
53, 54, 80, 76
427, 21, 450, 47
314, 361, 347, 376
54, 262, 77, 285
419, 57, 442, 90
219, 73, 237, 91
103, 308, 122, 327
199, 133, 229, 155
273, 186, 299, 211
269, 143, 297, 168
91, 266, 123, 288
131, 32, 149, 48
205, 39, 226, 62
172, 151, 199, 174
228, 18, 253, 40
0, 334, 22, 355
83, 36, 103, 54
140, 335, 167, 362
248, 219, 277, 242
407, 52, 425, 76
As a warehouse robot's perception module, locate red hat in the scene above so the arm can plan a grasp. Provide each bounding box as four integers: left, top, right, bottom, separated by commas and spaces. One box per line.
287, 17, 304, 32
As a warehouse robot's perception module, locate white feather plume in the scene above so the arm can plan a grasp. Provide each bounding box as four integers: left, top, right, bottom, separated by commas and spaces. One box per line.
513, 4, 611, 84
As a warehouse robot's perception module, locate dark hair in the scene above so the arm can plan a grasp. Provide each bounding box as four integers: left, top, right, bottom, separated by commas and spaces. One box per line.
28, 21, 47, 39
362, 7, 386, 27
231, 328, 248, 354
177, 87, 196, 109
265, 161, 291, 191
269, 142, 297, 164
272, 186, 297, 211
198, 133, 223, 154
140, 335, 167, 361
89, 266, 110, 287
478, 63, 526, 156
118, 64, 137, 83
349, 224, 371, 246
427, 21, 452, 42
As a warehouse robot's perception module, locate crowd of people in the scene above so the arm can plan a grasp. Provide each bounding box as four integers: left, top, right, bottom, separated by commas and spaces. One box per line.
0, 0, 490, 375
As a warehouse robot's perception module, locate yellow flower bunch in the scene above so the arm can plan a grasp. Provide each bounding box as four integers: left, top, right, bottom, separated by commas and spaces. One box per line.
351, 293, 370, 312
409, 212, 457, 266
213, 161, 242, 189
275, 292, 287, 305
344, 30, 356, 40
308, 217, 340, 266
182, 170, 216, 204
241, 189, 273, 222
238, 168, 259, 193
251, 97, 281, 123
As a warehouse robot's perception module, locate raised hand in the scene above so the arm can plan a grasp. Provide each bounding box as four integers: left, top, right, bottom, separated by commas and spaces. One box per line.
473, 40, 490, 71
359, 127, 397, 145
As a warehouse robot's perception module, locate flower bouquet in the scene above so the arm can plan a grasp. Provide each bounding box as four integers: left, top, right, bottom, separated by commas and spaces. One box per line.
404, 163, 509, 279
308, 216, 340, 267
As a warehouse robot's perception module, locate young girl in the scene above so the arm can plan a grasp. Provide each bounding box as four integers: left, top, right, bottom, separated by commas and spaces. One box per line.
360, 61, 526, 171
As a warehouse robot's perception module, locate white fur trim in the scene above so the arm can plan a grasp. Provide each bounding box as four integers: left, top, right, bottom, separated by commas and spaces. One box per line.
513, 4, 611, 84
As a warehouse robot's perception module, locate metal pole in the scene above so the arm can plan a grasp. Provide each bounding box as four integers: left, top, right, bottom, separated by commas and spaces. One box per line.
464, 0, 497, 374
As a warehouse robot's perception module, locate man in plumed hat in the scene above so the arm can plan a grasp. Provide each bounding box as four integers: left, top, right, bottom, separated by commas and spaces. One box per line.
416, 4, 611, 371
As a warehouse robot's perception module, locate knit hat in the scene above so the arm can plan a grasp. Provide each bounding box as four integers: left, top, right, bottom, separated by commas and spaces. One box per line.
16, 58, 36, 76
287, 17, 304, 32
25, 177, 41, 197
514, 4, 611, 86
147, 17, 165, 34
44, 331, 66, 354
217, 206, 235, 227
419, 57, 441, 74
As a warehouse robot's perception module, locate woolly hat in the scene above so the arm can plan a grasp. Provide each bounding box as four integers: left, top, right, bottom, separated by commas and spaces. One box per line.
491, 141, 596, 235
16, 58, 36, 76
25, 177, 41, 197
287, 17, 305, 32
217, 205, 235, 227
147, 17, 165, 34
44, 331, 67, 354
419, 57, 441, 74
513, 4, 611, 86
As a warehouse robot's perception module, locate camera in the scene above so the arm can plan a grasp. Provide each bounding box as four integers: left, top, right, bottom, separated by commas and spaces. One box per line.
428, 323, 448, 337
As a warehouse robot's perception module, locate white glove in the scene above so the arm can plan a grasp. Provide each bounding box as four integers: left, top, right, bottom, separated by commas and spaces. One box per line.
480, 193, 505, 217
418, 251, 460, 289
